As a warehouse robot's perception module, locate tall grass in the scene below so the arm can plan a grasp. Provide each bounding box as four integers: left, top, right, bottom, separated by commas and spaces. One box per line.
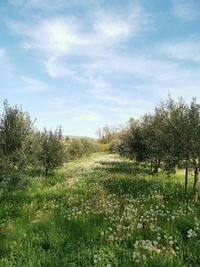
0, 153, 199, 266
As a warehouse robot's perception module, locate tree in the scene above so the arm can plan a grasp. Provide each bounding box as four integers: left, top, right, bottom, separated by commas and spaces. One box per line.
118, 119, 148, 163
186, 99, 200, 201
0, 100, 35, 187
39, 127, 65, 175
156, 97, 200, 199
117, 96, 200, 201
140, 113, 165, 173
65, 137, 98, 160
108, 139, 121, 154
96, 125, 119, 144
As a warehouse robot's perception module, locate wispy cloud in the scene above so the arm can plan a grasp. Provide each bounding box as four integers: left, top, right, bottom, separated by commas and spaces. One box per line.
0, 48, 5, 56
0, 48, 13, 77
20, 76, 49, 92
94, 6, 149, 42
48, 97, 68, 113
73, 110, 102, 122
6, 9, 200, 102
44, 56, 77, 78
9, 0, 99, 12
10, 17, 84, 56
2, 0, 200, 137
88, 78, 111, 94
47, 101, 103, 122
7, 5, 151, 80
171, 0, 200, 21
6, 3, 154, 116
160, 39, 200, 62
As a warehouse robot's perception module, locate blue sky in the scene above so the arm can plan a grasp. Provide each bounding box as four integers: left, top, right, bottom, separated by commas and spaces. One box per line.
1, 0, 200, 137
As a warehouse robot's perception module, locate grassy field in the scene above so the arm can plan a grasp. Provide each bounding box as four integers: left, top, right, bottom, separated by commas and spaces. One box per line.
1, 153, 200, 267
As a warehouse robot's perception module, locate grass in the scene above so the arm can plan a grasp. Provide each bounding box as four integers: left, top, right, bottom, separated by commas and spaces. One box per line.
0, 153, 200, 266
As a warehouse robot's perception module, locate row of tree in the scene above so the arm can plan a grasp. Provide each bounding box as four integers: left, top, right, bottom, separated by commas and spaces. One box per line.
109, 97, 200, 201
3, 97, 200, 200
0, 100, 97, 190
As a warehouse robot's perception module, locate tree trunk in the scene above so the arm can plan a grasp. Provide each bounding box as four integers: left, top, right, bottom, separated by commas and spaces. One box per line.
185, 165, 188, 194
144, 161, 147, 169
172, 165, 176, 174
154, 158, 160, 174
45, 166, 49, 176
150, 161, 153, 173
193, 167, 199, 202
154, 165, 158, 174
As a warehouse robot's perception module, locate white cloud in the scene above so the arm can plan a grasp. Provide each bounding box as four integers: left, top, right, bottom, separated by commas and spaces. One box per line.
9, 0, 99, 12
94, 6, 150, 42
88, 78, 111, 94
0, 48, 5, 57
46, 104, 103, 122
7, 5, 150, 79
160, 40, 200, 62
94, 93, 128, 106
95, 19, 131, 39
81, 53, 180, 83
48, 97, 66, 112
9, 0, 24, 6
75, 110, 102, 122
5, 0, 200, 136
44, 57, 76, 78
86, 75, 129, 105
171, 0, 200, 21
10, 3, 198, 110
15, 18, 84, 55
20, 76, 48, 92
0, 48, 14, 76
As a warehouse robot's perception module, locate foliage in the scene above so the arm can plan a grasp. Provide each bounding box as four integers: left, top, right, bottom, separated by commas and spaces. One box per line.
0, 153, 199, 267
96, 125, 120, 144
39, 127, 65, 174
99, 143, 109, 152
0, 100, 35, 189
108, 139, 121, 154
65, 137, 99, 160
0, 100, 101, 186
115, 97, 200, 200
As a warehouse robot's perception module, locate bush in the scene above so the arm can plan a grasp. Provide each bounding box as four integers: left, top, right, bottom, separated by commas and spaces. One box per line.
0, 100, 100, 186
39, 128, 65, 175
0, 100, 36, 189
108, 139, 121, 153
99, 143, 109, 152
65, 138, 98, 160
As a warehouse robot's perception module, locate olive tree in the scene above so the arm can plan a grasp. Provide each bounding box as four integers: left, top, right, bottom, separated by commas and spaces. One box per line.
0, 100, 35, 188
39, 127, 65, 175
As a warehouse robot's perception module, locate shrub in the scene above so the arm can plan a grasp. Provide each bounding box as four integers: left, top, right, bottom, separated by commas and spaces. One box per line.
65, 138, 98, 160
99, 143, 109, 152
0, 100, 35, 188
39, 127, 65, 175
108, 139, 121, 154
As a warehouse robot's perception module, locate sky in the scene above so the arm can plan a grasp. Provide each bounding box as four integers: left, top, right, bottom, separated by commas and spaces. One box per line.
1, 0, 200, 137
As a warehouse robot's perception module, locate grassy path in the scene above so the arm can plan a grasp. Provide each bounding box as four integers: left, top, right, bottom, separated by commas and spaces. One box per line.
0, 153, 200, 266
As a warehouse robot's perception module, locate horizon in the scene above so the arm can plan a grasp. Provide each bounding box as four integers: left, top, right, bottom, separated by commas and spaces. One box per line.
1, 0, 200, 137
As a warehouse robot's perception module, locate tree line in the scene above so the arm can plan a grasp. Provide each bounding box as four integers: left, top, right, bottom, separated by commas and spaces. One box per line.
106, 97, 200, 201
2, 97, 200, 200
0, 100, 98, 191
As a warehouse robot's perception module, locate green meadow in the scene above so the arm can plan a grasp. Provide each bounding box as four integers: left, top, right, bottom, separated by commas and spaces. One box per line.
1, 153, 200, 267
